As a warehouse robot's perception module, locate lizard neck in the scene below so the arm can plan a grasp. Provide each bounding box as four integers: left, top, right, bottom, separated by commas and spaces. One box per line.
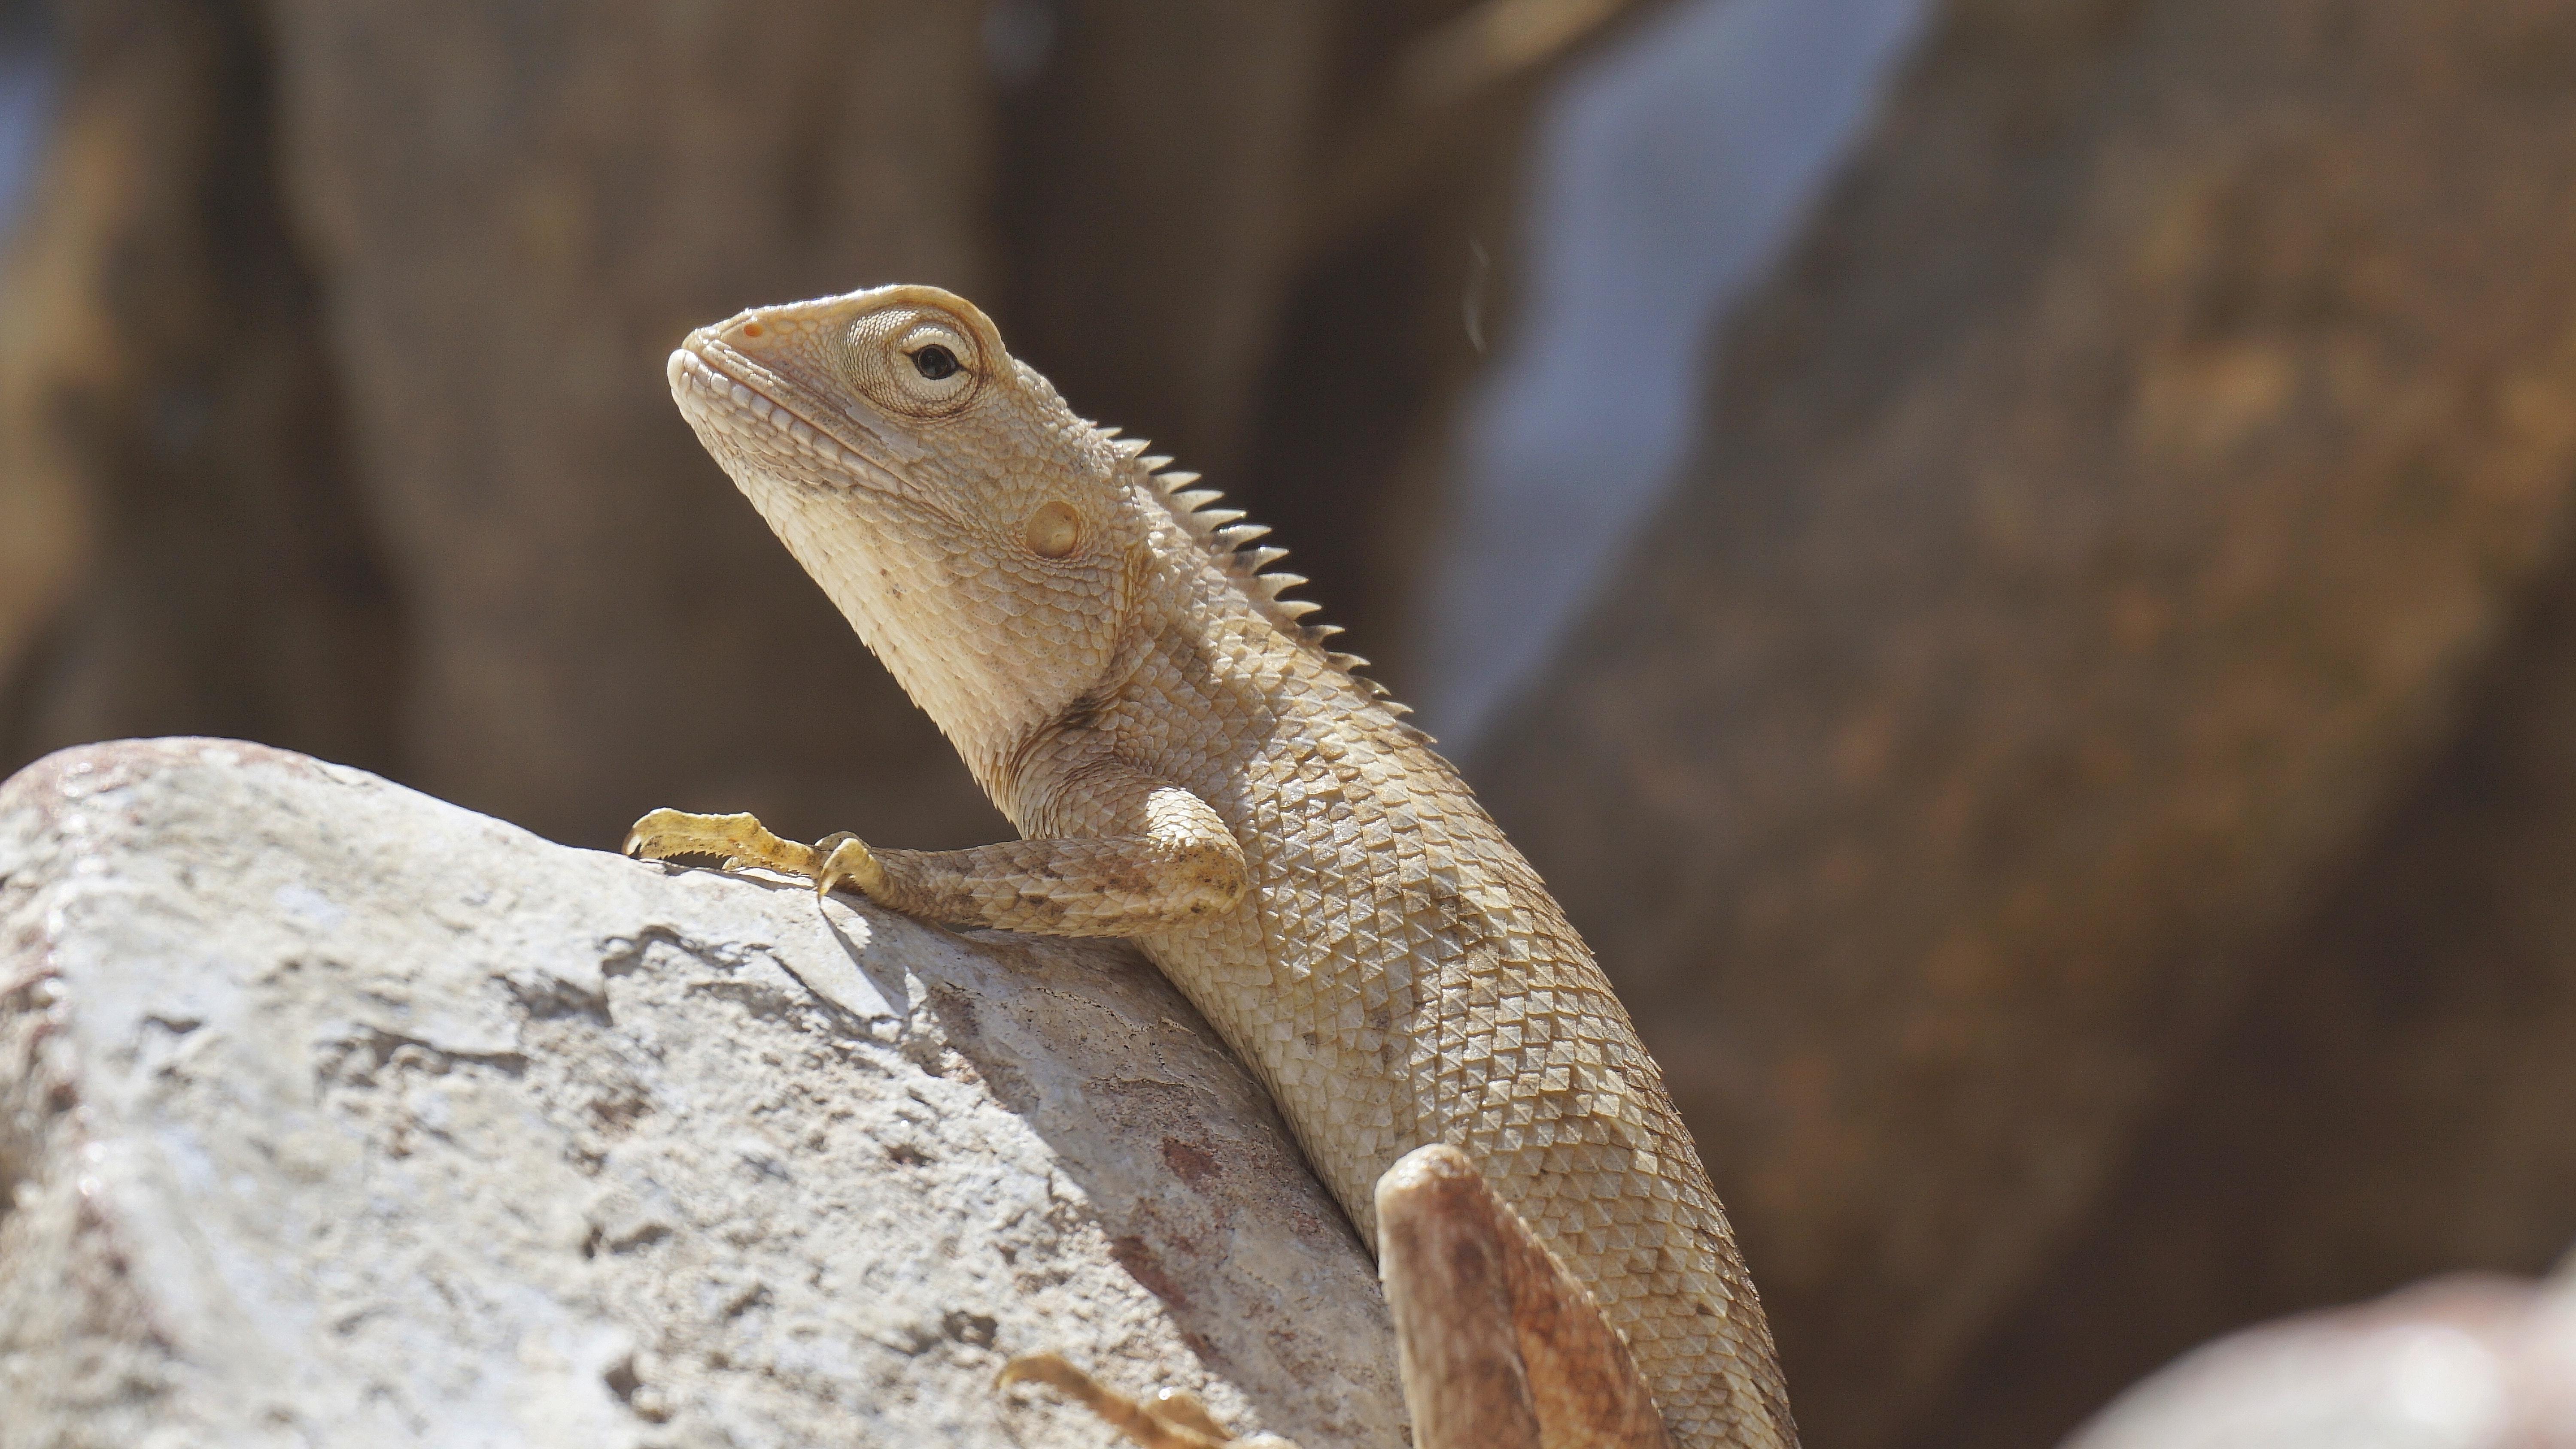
971, 504, 1287, 823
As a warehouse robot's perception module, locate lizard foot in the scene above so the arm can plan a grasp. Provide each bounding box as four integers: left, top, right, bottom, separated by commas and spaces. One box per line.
813, 831, 887, 899
622, 808, 820, 875
1007, 1148, 1669, 1449
622, 809, 891, 902
996, 1352, 1296, 1448
1376, 1143, 1673, 1449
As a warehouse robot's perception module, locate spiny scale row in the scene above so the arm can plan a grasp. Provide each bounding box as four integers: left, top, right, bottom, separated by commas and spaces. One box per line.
1103, 427, 1409, 712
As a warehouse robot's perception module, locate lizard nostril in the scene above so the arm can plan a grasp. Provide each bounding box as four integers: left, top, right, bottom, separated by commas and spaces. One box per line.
738, 320, 765, 340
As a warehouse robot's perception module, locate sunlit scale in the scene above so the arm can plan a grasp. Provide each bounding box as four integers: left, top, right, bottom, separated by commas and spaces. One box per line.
637, 282, 1794, 1449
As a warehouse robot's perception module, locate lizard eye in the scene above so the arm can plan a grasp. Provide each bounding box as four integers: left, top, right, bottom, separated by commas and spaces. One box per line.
841, 308, 981, 418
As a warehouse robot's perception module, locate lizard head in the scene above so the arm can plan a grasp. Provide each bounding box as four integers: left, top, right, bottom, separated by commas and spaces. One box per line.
669, 283, 1150, 758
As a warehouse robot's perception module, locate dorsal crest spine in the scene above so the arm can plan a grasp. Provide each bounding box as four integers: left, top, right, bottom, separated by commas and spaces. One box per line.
1116, 430, 1414, 718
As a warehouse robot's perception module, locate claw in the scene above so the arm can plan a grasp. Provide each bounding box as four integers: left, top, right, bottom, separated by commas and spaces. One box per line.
815, 835, 884, 898
996, 1353, 1252, 1449
620, 809, 820, 878
623, 806, 709, 860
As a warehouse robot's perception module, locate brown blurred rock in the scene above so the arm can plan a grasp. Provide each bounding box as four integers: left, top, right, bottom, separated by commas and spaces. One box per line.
0, 0, 401, 773
0, 0, 1638, 849
1919, 511, 2576, 1446
994, 0, 1609, 690
1238, 130, 1523, 694
995, 0, 1332, 487
0, 0, 1595, 850
250, 0, 1006, 851
1235, 0, 1669, 692
1472, 2, 2576, 1445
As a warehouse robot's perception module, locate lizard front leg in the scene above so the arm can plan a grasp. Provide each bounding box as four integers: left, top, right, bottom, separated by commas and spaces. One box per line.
623, 761, 1245, 935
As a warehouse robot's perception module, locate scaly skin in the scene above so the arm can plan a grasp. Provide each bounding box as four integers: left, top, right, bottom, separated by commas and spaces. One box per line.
627, 284, 1795, 1447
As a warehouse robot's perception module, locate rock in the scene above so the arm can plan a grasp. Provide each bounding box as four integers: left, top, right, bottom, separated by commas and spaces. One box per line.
993, 0, 1560, 684
1921, 538, 2576, 1446
250, 0, 1013, 854
2062, 1269, 2576, 1449
0, 0, 1010, 857
0, 739, 1403, 1448
0, 0, 403, 777
997, 1, 1331, 488
1470, 2, 2576, 1444
0, 0, 1575, 837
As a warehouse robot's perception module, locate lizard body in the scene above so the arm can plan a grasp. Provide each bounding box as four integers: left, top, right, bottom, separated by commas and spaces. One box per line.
629, 285, 1794, 1447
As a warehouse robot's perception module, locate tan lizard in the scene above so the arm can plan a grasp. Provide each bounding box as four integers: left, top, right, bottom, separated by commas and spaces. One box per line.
996, 1143, 1676, 1448
622, 283, 1795, 1448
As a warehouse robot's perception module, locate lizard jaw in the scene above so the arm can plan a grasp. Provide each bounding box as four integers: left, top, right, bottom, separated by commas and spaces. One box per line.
666, 340, 933, 508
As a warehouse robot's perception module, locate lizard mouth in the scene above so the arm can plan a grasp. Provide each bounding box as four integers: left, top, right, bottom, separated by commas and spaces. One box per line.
668, 339, 922, 501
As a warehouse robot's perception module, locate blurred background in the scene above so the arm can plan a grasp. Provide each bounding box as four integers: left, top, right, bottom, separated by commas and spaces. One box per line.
6, 0, 2576, 1443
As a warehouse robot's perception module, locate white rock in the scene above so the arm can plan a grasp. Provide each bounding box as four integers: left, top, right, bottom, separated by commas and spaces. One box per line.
0, 739, 1403, 1448
2063, 1271, 2576, 1449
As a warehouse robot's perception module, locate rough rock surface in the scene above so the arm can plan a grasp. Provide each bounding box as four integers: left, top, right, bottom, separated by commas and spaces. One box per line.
0, 739, 1404, 1448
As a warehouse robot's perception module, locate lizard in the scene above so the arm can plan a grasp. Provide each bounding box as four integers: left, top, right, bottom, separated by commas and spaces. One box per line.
999, 1142, 1675, 1449
621, 282, 1796, 1448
